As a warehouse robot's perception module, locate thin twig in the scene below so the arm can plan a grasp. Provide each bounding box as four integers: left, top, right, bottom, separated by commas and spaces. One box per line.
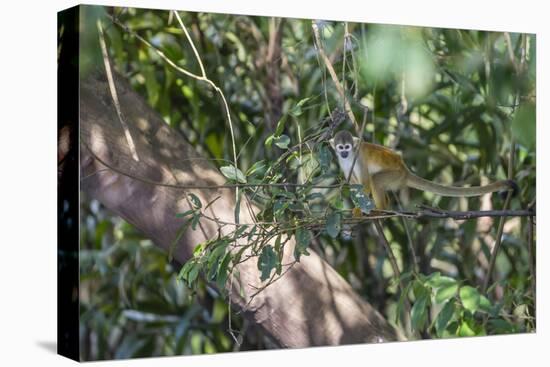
374, 220, 401, 282
240, 260, 298, 312
312, 21, 359, 130
97, 19, 139, 162
108, 12, 241, 205
393, 192, 418, 274
171, 11, 240, 209
504, 32, 519, 74
345, 108, 368, 183
483, 142, 516, 293
227, 270, 242, 346
81, 144, 536, 224
83, 142, 535, 225
81, 140, 340, 190
373, 219, 414, 337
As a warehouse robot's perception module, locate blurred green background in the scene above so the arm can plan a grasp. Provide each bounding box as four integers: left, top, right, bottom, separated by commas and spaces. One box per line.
76, 6, 535, 360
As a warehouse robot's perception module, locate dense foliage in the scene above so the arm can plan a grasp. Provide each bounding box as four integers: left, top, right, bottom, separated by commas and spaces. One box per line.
78, 5, 536, 360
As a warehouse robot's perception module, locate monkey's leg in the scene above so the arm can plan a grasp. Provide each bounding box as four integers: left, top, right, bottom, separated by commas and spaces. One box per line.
371, 170, 407, 209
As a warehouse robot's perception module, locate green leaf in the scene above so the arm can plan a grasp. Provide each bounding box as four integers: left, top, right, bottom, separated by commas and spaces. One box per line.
478, 294, 493, 314
411, 289, 430, 331
326, 212, 341, 238
234, 225, 248, 238
435, 300, 455, 337
273, 134, 291, 149
177, 261, 192, 281
207, 243, 228, 281
246, 160, 267, 177
272, 199, 289, 219
446, 321, 459, 335
275, 114, 288, 136
511, 103, 536, 150
176, 209, 195, 218
220, 165, 247, 183
274, 234, 282, 253
216, 252, 232, 289
459, 286, 481, 313
257, 245, 277, 281
187, 263, 200, 285
193, 243, 205, 257
412, 279, 427, 299
331, 194, 344, 210
294, 227, 311, 261
178, 260, 200, 287
290, 97, 312, 116
435, 283, 459, 304
426, 273, 457, 289
350, 185, 374, 214
457, 320, 476, 337
395, 281, 412, 323
488, 319, 517, 334
457, 315, 485, 336
265, 134, 274, 148
187, 193, 202, 209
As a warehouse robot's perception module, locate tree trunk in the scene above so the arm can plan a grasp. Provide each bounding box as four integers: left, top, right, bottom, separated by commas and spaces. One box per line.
79, 70, 398, 348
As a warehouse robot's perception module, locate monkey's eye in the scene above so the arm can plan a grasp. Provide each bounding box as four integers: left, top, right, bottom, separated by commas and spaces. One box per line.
336, 144, 344, 150
344, 144, 351, 150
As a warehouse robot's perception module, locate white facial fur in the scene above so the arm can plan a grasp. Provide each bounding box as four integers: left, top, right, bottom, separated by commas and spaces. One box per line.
334, 142, 353, 159
330, 132, 362, 181
337, 152, 362, 182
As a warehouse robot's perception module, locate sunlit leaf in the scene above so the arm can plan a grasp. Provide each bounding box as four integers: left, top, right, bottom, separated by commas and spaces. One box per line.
187, 193, 202, 209
459, 286, 481, 313
435, 283, 459, 304
290, 97, 312, 116
274, 134, 291, 149
220, 165, 247, 183
350, 185, 374, 214
457, 319, 477, 337
426, 273, 457, 288
275, 114, 288, 136
246, 160, 267, 177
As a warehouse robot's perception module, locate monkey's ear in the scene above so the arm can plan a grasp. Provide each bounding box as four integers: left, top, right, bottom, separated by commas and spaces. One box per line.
329, 138, 335, 149
352, 137, 361, 147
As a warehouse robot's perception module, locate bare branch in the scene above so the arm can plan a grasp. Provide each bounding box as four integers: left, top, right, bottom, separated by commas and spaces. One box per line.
312, 21, 359, 131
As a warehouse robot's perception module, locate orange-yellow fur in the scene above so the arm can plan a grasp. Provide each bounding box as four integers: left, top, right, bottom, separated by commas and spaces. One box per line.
330, 131, 516, 209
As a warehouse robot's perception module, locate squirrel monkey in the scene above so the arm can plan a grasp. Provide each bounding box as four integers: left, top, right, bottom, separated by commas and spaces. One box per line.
330, 130, 517, 209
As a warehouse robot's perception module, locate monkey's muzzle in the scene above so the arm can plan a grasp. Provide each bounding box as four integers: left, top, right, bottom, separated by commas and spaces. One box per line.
340, 152, 349, 158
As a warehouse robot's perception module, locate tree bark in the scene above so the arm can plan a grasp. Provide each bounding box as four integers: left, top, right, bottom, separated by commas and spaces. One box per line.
79, 70, 398, 348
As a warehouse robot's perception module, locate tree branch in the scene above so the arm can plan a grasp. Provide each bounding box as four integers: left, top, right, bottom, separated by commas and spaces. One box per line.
79, 70, 399, 348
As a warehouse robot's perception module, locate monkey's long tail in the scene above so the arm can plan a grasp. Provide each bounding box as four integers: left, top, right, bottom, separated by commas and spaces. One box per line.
406, 173, 517, 197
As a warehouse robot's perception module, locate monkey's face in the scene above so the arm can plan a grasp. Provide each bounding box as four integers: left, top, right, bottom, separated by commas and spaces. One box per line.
330, 131, 355, 159
335, 142, 353, 159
